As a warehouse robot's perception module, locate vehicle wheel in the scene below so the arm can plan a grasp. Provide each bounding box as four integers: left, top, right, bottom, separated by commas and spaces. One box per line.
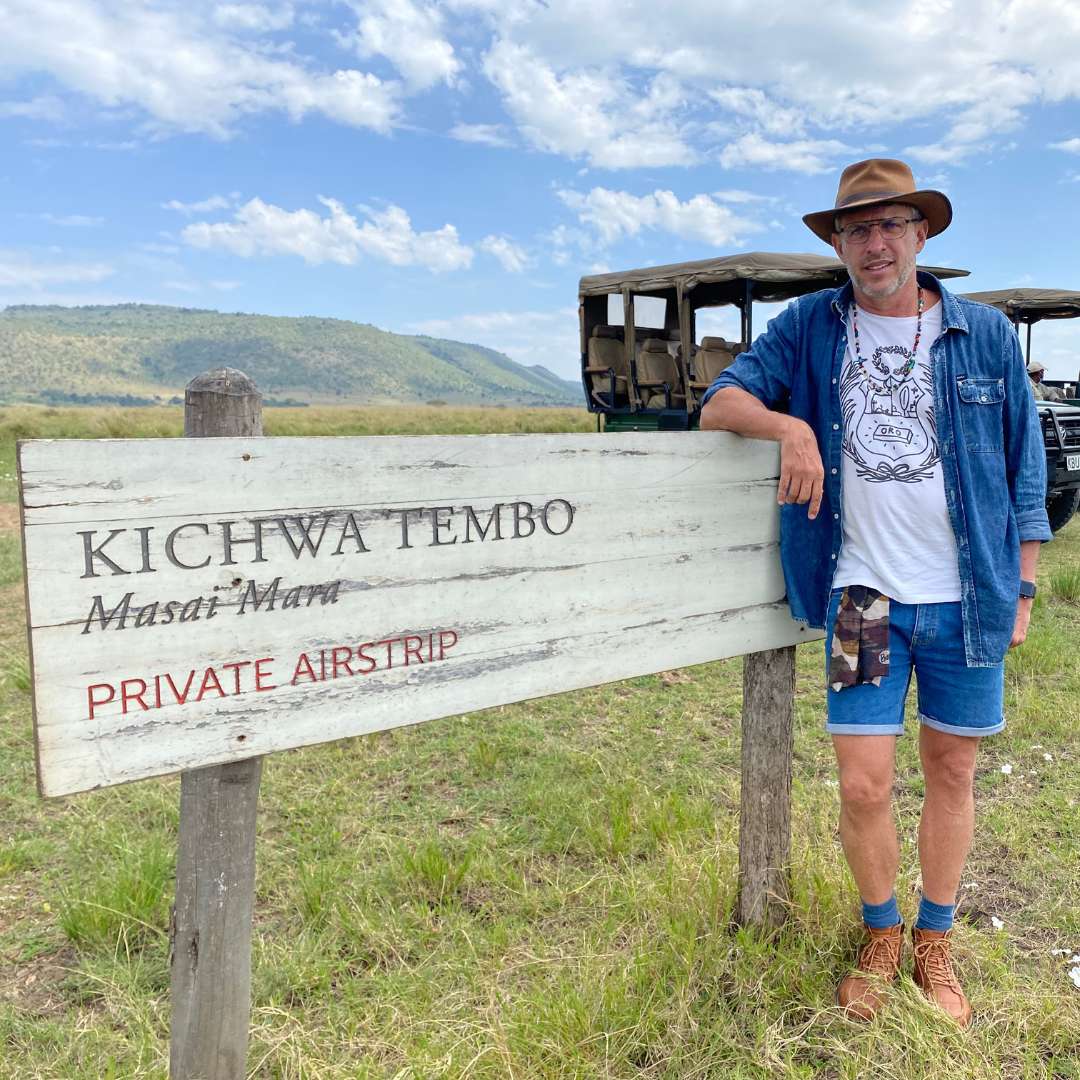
1047, 488, 1080, 533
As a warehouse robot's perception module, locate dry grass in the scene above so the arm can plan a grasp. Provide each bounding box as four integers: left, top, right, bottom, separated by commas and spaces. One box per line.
0, 409, 1077, 1079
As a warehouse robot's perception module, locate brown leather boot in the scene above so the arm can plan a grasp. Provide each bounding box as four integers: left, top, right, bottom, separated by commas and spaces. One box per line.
836, 922, 904, 1020
912, 927, 973, 1027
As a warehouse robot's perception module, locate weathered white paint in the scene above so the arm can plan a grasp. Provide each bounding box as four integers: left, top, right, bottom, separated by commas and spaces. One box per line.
18, 432, 822, 797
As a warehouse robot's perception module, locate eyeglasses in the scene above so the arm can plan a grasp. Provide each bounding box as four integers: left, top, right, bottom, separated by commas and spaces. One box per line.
835, 216, 922, 244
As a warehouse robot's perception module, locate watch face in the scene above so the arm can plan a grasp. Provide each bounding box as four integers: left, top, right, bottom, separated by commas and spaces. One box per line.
1019, 581, 1037, 598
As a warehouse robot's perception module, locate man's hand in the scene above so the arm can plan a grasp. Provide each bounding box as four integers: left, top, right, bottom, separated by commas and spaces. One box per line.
1010, 597, 1034, 648
778, 418, 825, 520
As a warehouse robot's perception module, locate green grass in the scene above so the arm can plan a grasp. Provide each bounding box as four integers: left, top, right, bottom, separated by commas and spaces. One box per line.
0, 409, 1077, 1079
1049, 565, 1080, 602
0, 532, 21, 588
0, 403, 594, 501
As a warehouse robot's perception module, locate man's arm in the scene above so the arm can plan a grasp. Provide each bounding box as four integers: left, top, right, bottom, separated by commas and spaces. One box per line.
1011, 539, 1041, 648
700, 386, 825, 520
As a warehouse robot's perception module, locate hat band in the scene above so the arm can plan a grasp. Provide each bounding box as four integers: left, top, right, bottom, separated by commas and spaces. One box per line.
836, 189, 911, 208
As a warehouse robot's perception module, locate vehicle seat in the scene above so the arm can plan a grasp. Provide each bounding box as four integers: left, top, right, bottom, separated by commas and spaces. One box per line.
585, 325, 629, 408
637, 337, 686, 410
690, 337, 745, 392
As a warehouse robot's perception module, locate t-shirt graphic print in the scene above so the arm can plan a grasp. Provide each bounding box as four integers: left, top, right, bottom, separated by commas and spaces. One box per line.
840, 326, 938, 483
833, 299, 962, 604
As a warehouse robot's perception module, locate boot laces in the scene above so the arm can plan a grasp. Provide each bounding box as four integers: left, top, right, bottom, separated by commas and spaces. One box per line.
915, 936, 961, 992
860, 933, 901, 976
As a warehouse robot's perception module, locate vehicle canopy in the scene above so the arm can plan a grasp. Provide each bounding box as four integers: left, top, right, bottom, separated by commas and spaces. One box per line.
961, 288, 1080, 324
962, 288, 1080, 374
579, 251, 969, 422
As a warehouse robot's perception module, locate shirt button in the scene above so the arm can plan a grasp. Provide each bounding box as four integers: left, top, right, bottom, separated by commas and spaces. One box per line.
832, 423, 840, 430
831, 553, 837, 560
831, 467, 838, 475
980, 395, 987, 402
833, 513, 839, 520
832, 378, 837, 385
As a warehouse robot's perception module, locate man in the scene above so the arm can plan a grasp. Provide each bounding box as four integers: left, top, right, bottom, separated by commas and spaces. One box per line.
700, 159, 1051, 1026
1028, 360, 1064, 401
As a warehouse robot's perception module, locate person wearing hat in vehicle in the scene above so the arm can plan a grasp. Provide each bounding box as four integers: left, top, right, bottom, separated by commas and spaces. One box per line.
1027, 359, 1064, 401
700, 159, 1051, 1026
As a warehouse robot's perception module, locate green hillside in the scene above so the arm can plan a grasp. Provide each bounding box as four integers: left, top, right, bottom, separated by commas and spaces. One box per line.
0, 304, 581, 407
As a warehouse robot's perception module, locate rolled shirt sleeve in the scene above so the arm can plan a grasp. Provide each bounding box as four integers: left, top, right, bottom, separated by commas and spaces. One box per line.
1001, 318, 1053, 543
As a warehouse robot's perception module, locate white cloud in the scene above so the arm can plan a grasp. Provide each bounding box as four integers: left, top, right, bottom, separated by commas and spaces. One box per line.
464, 1, 1080, 171
39, 213, 105, 227
27, 137, 140, 152
0, 95, 66, 121
709, 87, 806, 138
212, 4, 294, 32
558, 186, 761, 247
479, 235, 528, 272
1050, 137, 1080, 154
409, 307, 580, 380
449, 122, 512, 147
711, 189, 778, 205
182, 196, 474, 272
162, 195, 237, 214
5, 1, 1080, 172
341, 0, 459, 91
0, 252, 114, 289
0, 0, 401, 138
719, 133, 852, 175
483, 39, 695, 168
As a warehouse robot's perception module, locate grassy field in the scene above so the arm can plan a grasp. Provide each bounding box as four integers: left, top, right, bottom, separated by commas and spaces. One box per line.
0, 406, 1078, 1079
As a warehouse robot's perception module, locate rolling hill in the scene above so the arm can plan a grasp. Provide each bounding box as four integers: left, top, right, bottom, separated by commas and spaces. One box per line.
0, 304, 581, 407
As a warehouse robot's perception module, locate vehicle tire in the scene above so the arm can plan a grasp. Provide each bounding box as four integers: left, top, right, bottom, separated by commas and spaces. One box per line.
1047, 488, 1080, 533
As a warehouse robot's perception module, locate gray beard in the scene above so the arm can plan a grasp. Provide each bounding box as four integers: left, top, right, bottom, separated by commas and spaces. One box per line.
852, 255, 915, 300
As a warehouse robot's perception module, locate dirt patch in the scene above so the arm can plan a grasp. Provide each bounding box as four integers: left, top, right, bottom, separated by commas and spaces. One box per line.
0, 949, 77, 1017
0, 503, 19, 534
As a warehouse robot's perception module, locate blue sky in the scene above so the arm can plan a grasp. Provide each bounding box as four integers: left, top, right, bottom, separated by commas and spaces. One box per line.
2, 0, 1080, 382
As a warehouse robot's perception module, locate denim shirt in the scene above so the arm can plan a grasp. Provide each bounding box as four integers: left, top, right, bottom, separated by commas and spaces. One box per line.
702, 272, 1052, 666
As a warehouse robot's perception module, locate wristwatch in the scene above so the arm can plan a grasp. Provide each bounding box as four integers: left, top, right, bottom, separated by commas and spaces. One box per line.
1019, 579, 1037, 599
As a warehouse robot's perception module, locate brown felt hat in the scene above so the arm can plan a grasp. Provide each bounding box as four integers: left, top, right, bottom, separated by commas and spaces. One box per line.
802, 158, 952, 244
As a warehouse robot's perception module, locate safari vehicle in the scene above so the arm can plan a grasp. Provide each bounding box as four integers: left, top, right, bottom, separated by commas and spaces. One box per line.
578, 252, 968, 432
962, 289, 1080, 533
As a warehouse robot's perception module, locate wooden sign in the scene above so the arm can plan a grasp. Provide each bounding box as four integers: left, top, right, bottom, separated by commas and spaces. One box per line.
18, 432, 820, 797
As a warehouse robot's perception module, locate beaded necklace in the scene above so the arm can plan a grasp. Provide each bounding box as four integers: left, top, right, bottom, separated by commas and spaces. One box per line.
848, 287, 924, 392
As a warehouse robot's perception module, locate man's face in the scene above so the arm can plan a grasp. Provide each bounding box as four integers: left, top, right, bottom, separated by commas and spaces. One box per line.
1031, 369, 1044, 383
831, 202, 929, 302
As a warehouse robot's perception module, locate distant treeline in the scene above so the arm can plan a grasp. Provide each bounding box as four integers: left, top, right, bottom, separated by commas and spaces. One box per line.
0, 303, 580, 408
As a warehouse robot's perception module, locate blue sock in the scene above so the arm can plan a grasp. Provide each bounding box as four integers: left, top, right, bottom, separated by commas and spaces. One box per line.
915, 895, 954, 932
861, 895, 901, 929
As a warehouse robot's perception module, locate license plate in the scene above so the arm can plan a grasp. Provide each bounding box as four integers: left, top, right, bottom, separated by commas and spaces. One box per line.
1068, 453, 1080, 472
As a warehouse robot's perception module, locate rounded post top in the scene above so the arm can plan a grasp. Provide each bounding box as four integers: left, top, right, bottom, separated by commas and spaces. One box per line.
184, 367, 262, 437
185, 368, 260, 397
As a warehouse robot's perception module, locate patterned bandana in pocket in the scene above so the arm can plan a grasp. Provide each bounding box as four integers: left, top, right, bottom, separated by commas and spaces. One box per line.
829, 586, 891, 692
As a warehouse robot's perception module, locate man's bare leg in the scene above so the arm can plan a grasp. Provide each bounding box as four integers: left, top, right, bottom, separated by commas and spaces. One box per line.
831, 733, 904, 1019
912, 724, 979, 1026
918, 725, 980, 904
831, 734, 899, 903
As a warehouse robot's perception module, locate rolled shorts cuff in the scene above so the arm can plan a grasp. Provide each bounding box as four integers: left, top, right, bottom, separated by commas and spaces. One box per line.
918, 711, 1005, 738
825, 722, 905, 736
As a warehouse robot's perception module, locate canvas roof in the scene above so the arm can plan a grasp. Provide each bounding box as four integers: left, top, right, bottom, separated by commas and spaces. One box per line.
578, 251, 969, 303
960, 288, 1080, 323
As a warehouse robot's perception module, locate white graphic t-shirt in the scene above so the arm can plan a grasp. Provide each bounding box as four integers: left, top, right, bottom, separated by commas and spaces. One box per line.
832, 298, 962, 603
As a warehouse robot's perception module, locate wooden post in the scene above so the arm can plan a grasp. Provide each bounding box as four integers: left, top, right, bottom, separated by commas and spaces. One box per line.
170, 368, 263, 1080
736, 645, 796, 929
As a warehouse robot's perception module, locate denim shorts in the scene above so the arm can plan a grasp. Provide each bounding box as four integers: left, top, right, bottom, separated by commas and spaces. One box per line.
824, 590, 1005, 738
